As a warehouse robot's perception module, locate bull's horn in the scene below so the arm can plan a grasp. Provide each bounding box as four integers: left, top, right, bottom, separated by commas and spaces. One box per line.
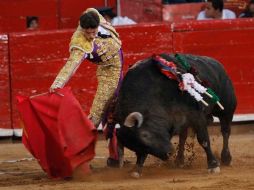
124, 112, 143, 128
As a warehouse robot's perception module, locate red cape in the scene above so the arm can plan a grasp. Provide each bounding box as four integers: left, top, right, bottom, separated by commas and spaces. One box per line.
16, 87, 97, 178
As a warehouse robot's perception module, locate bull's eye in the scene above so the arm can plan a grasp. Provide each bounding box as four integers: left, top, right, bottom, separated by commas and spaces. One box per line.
140, 131, 151, 143
142, 133, 149, 138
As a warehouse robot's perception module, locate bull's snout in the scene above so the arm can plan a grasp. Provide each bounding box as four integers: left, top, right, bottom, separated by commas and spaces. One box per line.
158, 142, 175, 161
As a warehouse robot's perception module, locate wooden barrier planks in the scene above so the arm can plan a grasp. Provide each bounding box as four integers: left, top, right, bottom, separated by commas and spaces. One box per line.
118, 23, 173, 72
59, 0, 116, 29
0, 0, 58, 33
0, 34, 12, 136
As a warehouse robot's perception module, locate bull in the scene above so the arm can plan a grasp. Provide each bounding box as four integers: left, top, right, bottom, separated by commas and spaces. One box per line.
113, 53, 237, 177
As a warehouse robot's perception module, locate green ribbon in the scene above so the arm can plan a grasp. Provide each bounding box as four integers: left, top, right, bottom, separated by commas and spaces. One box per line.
175, 54, 191, 71
207, 88, 220, 103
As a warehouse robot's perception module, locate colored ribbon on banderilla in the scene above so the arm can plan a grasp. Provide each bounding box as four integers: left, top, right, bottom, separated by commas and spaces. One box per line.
181, 73, 224, 110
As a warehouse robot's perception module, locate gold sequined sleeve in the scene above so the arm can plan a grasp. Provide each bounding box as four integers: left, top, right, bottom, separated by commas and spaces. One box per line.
51, 49, 86, 89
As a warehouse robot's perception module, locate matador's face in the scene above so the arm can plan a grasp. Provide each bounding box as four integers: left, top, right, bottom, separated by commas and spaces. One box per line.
83, 27, 98, 41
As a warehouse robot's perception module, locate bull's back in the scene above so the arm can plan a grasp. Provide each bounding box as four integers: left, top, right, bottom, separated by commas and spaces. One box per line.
160, 54, 237, 116
115, 54, 236, 122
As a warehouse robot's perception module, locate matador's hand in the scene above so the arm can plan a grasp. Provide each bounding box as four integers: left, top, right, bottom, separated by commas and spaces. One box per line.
49, 87, 62, 94
49, 87, 56, 93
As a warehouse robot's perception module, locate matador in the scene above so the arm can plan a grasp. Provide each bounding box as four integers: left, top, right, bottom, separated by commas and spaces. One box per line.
50, 8, 123, 127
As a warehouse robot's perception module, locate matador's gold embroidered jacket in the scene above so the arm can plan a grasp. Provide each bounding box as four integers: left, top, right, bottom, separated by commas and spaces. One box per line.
51, 8, 123, 126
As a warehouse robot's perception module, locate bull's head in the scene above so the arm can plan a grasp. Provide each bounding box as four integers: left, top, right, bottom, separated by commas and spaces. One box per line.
121, 111, 175, 160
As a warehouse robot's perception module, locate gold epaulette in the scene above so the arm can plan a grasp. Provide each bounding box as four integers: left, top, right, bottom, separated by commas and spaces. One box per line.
69, 30, 93, 53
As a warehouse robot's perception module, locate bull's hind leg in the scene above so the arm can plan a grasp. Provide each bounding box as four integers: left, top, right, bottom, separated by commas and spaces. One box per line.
219, 116, 233, 166
175, 127, 188, 167
194, 117, 220, 173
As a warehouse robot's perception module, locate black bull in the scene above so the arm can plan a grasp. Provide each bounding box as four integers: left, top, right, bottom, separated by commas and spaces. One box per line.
112, 54, 237, 177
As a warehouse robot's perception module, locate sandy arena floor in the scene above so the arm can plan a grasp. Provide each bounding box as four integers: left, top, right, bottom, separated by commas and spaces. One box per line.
0, 124, 254, 190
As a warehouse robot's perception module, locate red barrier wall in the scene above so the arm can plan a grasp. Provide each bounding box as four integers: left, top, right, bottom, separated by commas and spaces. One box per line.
9, 23, 173, 130
172, 18, 254, 114
0, 34, 12, 135
59, 0, 117, 29
162, 3, 205, 22
2, 19, 254, 135
0, 0, 58, 33
121, 0, 162, 23
0, 0, 117, 33
117, 23, 173, 70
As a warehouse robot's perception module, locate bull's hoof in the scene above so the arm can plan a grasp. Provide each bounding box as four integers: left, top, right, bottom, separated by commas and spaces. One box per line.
175, 160, 185, 168
107, 158, 119, 168
175, 156, 185, 168
221, 149, 232, 166
176, 162, 184, 168
207, 166, 220, 173
119, 159, 124, 168
130, 171, 141, 178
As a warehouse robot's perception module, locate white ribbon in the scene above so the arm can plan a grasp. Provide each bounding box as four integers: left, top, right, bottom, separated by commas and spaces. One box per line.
182, 73, 208, 106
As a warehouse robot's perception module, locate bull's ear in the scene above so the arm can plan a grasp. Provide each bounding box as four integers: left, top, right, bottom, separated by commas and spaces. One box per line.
124, 112, 143, 128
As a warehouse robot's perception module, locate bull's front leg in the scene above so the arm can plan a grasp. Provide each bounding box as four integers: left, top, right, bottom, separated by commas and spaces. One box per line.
196, 125, 220, 173
117, 141, 125, 168
130, 153, 148, 178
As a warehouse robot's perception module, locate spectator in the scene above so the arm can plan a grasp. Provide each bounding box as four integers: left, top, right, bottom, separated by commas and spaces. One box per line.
97, 7, 136, 26
197, 0, 236, 20
239, 0, 254, 18
27, 16, 39, 30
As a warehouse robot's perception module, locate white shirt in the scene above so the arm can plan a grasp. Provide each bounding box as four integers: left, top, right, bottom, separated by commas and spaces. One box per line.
197, 9, 236, 20
111, 16, 136, 26
98, 26, 110, 35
